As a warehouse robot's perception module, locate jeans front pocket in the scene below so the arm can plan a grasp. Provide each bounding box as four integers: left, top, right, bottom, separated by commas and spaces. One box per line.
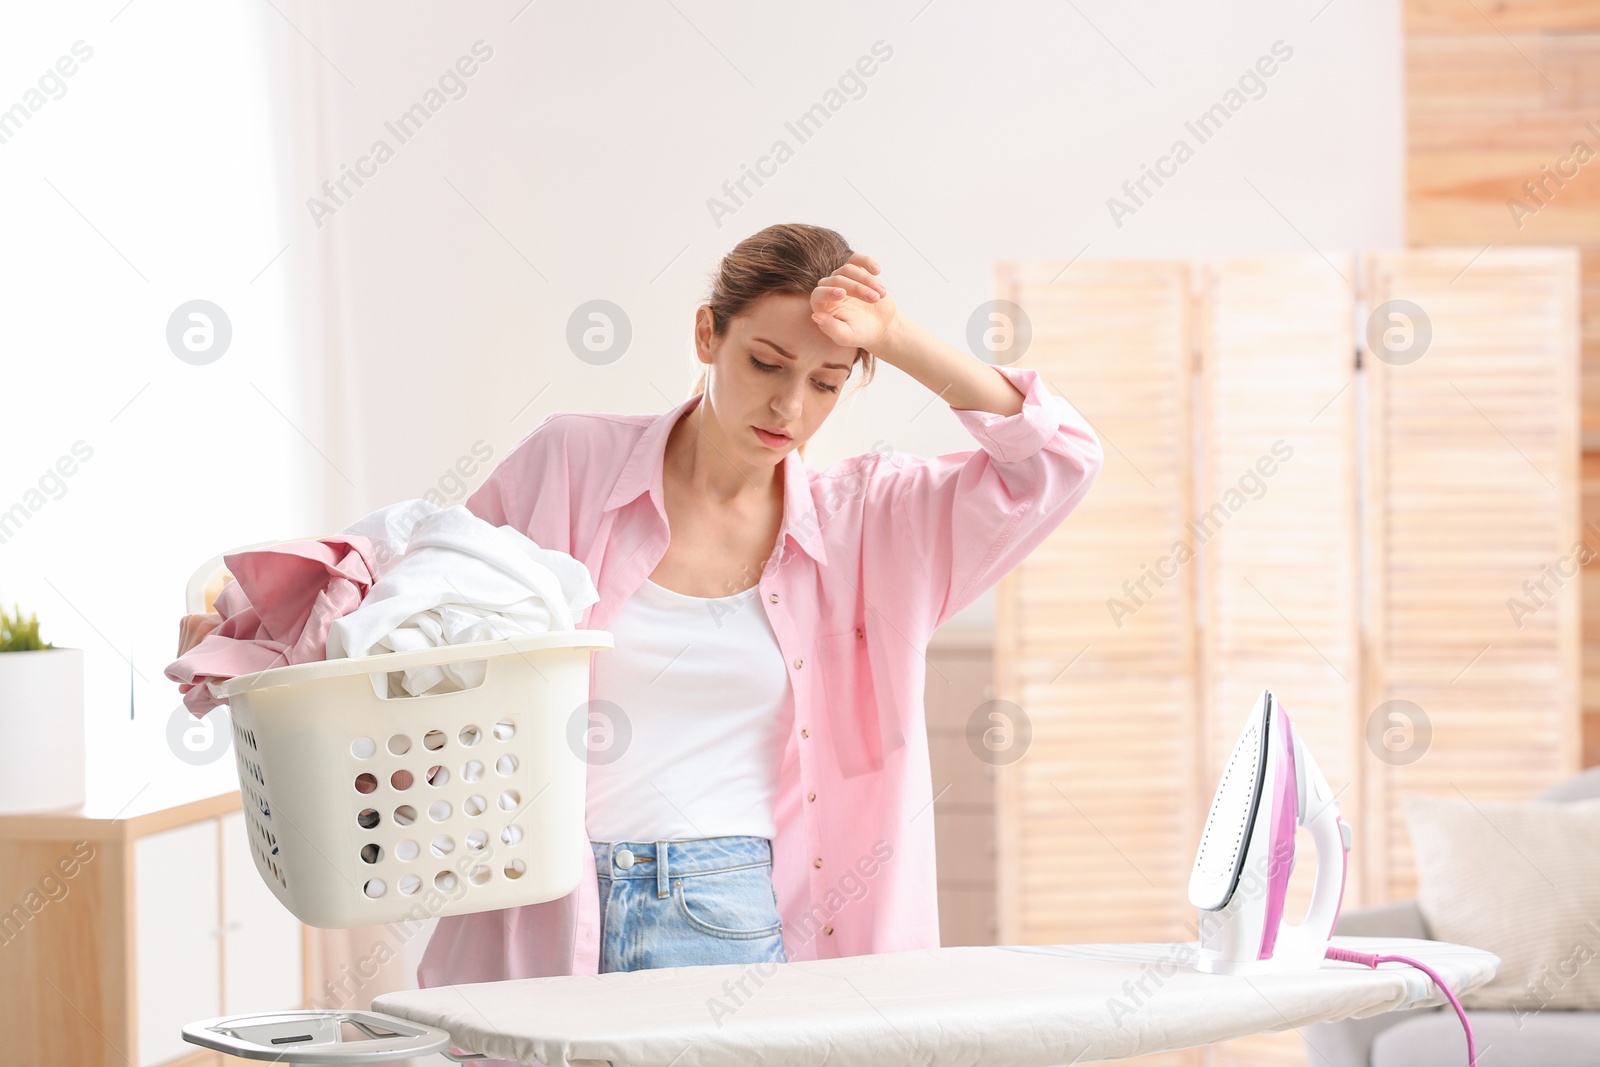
671, 864, 785, 940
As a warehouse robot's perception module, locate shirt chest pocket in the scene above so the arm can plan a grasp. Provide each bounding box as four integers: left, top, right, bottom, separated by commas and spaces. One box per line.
817, 625, 893, 778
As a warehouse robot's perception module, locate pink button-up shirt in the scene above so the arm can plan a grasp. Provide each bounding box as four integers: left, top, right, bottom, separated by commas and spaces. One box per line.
417, 362, 1103, 996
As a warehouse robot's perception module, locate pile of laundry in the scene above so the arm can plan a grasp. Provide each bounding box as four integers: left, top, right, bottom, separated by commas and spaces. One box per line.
164, 499, 599, 716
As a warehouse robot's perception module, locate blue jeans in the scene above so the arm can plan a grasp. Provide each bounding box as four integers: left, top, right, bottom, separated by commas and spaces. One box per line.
590, 835, 788, 973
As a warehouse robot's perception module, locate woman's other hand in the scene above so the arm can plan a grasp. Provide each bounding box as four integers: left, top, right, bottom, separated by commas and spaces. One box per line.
810, 251, 901, 354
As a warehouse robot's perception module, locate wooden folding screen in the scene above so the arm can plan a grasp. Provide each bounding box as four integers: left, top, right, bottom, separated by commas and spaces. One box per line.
1195, 255, 1365, 1067
1404, 6, 1600, 765
1363, 248, 1583, 902
1196, 256, 1364, 900
992, 261, 1199, 952
992, 249, 1578, 1067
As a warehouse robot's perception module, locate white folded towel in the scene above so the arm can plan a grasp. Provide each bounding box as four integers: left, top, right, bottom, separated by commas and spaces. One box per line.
326, 500, 599, 697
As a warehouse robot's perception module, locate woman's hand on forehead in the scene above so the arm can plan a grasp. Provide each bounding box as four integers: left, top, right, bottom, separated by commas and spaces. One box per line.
810, 252, 898, 353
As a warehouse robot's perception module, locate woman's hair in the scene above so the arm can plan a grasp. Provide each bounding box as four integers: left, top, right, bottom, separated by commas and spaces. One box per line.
692, 223, 877, 461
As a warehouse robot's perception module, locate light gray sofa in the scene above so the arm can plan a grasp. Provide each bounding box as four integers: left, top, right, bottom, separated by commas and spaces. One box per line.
1300, 767, 1600, 1067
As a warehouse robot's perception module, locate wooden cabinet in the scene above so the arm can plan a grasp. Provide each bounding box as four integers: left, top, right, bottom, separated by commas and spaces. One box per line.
134, 820, 223, 1065
220, 810, 304, 1016
0, 789, 308, 1067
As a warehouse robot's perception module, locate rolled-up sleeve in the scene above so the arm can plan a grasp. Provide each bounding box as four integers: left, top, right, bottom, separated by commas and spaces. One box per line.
887, 364, 1104, 631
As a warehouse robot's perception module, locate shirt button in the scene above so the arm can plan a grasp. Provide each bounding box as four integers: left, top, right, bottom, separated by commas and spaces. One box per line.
615, 849, 634, 870
856, 627, 863, 638
793, 658, 803, 669
813, 857, 823, 868
801, 728, 810, 739
823, 925, 834, 935
770, 593, 779, 603
807, 792, 816, 802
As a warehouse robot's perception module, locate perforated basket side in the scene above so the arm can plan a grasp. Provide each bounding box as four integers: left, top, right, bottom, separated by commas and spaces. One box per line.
224, 641, 600, 928
228, 704, 291, 905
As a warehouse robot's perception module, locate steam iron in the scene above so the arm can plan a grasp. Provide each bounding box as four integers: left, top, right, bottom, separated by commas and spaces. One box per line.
1188, 688, 1352, 974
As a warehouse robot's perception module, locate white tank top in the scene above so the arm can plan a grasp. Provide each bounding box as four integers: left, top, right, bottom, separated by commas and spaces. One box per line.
584, 577, 793, 843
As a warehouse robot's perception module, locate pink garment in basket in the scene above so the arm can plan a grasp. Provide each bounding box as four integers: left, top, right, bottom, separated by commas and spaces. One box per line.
165, 535, 385, 716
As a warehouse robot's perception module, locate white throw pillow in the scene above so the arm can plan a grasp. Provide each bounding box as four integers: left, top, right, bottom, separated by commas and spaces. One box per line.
1402, 792, 1600, 1012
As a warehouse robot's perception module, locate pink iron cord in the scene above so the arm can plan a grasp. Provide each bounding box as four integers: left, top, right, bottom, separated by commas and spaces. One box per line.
1324, 946, 1477, 1067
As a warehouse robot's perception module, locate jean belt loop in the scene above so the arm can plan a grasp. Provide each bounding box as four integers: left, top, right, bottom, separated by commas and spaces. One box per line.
657, 839, 670, 898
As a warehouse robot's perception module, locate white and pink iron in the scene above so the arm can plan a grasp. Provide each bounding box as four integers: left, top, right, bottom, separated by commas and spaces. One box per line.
1188, 688, 1352, 974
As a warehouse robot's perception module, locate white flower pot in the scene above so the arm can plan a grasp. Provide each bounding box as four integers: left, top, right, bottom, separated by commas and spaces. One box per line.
0, 647, 85, 813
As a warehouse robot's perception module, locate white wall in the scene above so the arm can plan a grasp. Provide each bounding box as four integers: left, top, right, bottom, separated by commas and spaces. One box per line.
292, 0, 1403, 630
0, 1, 309, 799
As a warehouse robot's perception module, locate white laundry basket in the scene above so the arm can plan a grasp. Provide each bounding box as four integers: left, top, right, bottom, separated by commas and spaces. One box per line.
209, 630, 613, 928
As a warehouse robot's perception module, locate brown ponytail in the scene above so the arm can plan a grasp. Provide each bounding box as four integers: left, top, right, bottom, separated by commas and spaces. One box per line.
692, 223, 877, 462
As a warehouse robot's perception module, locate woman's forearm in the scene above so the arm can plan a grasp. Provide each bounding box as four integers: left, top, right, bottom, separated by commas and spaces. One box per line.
874, 314, 1026, 417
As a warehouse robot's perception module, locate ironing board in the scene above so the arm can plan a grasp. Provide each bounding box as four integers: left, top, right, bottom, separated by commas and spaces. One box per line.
361, 935, 1496, 1066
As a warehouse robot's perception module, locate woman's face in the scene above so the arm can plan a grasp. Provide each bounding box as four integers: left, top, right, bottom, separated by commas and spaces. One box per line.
694, 292, 857, 461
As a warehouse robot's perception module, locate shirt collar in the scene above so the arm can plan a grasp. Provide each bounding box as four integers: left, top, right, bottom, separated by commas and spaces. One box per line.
602, 391, 828, 567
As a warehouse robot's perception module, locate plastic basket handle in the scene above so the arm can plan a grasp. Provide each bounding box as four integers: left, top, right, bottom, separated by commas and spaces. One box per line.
209, 629, 615, 699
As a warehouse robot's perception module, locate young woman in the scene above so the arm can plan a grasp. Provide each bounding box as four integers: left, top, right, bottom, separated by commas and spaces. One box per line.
415, 222, 1106, 1005
177, 222, 1105, 1039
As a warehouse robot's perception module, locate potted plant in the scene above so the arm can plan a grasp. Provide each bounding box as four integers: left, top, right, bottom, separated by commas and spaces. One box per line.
0, 603, 85, 813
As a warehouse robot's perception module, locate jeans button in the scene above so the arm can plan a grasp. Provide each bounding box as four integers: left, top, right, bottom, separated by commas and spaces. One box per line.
615, 848, 634, 870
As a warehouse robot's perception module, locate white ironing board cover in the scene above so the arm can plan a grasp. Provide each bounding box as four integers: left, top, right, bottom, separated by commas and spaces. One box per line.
372, 936, 1497, 1066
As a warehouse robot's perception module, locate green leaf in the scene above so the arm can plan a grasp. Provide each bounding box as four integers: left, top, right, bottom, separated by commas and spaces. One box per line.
0, 601, 54, 652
